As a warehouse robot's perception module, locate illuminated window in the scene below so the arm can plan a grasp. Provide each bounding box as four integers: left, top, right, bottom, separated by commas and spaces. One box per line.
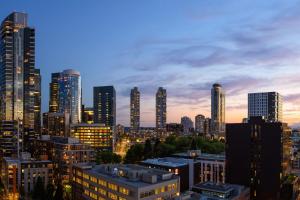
108, 192, 118, 200
119, 187, 129, 195
108, 183, 118, 191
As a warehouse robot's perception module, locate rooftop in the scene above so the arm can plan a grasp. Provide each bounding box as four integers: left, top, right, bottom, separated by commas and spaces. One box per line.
141, 157, 193, 168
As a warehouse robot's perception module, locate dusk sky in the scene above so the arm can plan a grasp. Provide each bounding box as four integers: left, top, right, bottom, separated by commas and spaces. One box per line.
2, 0, 300, 127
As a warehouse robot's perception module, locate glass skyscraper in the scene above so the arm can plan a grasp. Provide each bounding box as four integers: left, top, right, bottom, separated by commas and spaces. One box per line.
211, 83, 225, 135
130, 87, 140, 134
93, 86, 116, 127
0, 12, 41, 156
156, 87, 167, 131
58, 69, 82, 124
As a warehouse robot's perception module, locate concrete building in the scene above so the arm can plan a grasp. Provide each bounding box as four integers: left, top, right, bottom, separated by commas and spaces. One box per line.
248, 92, 282, 122
211, 83, 225, 135
82, 105, 94, 124
34, 135, 94, 181
2, 152, 53, 197
72, 163, 180, 200
130, 87, 140, 135
226, 117, 292, 200
71, 123, 114, 151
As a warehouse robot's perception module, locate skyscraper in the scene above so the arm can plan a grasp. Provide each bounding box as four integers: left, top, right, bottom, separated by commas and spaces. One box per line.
0, 12, 41, 155
33, 69, 41, 135
195, 114, 205, 134
156, 87, 167, 131
58, 69, 82, 124
226, 117, 291, 200
93, 86, 116, 127
130, 87, 140, 134
211, 83, 225, 135
248, 92, 282, 122
49, 72, 60, 113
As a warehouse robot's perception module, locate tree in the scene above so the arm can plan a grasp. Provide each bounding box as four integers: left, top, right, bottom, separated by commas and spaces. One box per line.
143, 139, 152, 159
124, 144, 144, 163
32, 176, 45, 200
45, 183, 55, 200
190, 138, 198, 150
54, 181, 63, 200
96, 151, 122, 164
155, 143, 176, 157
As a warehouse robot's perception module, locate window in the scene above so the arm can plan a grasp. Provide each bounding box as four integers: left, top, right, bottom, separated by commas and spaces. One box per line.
108, 192, 118, 200
98, 179, 107, 187
119, 187, 129, 195
108, 183, 118, 191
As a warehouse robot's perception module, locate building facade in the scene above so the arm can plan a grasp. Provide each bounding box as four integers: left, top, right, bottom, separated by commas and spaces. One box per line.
49, 72, 60, 113
2, 152, 53, 197
195, 114, 205, 135
226, 117, 292, 200
58, 69, 82, 124
181, 116, 194, 134
72, 163, 180, 200
71, 123, 114, 151
82, 105, 94, 124
130, 87, 140, 134
156, 87, 167, 131
0, 12, 41, 155
34, 135, 94, 181
42, 112, 70, 137
248, 92, 282, 122
93, 86, 116, 128
211, 83, 225, 135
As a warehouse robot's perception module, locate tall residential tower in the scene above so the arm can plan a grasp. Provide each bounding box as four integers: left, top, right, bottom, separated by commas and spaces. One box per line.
130, 87, 140, 134
248, 92, 282, 122
156, 87, 167, 131
0, 12, 41, 155
211, 83, 225, 135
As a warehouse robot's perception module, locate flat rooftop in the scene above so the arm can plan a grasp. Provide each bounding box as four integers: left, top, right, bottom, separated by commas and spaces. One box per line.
141, 157, 193, 168
73, 163, 178, 188
173, 152, 225, 161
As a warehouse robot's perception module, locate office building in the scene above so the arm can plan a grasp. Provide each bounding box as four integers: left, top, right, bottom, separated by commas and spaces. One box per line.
58, 69, 82, 124
211, 83, 225, 135
93, 86, 116, 127
226, 117, 292, 200
2, 152, 53, 197
34, 135, 94, 181
72, 163, 180, 200
204, 117, 211, 135
156, 87, 167, 131
191, 182, 250, 200
248, 92, 282, 122
181, 116, 194, 134
130, 87, 140, 134
42, 112, 70, 137
195, 114, 205, 135
71, 123, 114, 151
0, 12, 41, 155
82, 105, 94, 124
49, 72, 60, 113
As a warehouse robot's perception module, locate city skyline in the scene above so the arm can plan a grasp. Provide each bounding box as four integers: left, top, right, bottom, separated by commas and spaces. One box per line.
2, 1, 300, 127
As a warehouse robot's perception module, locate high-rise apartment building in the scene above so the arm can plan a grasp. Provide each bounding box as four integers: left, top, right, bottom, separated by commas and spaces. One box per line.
93, 86, 116, 127
130, 87, 140, 134
58, 69, 82, 124
0, 12, 41, 155
211, 83, 225, 135
226, 117, 291, 200
156, 87, 167, 131
49, 72, 60, 113
248, 92, 282, 122
195, 114, 205, 134
181, 116, 193, 134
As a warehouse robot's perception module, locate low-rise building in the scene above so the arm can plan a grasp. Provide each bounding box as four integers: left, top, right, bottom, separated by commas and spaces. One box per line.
72, 163, 180, 200
2, 152, 53, 197
140, 157, 199, 192
191, 182, 250, 200
34, 135, 94, 181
